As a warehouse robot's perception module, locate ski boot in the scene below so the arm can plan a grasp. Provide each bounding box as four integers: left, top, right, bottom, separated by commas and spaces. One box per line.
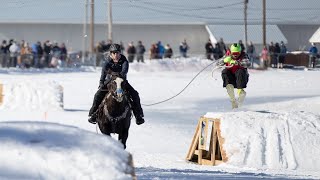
237, 89, 246, 107
226, 84, 238, 109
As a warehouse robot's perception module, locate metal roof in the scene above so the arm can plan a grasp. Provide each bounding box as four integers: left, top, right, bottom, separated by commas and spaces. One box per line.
0, 0, 320, 25
309, 27, 320, 43
206, 24, 287, 44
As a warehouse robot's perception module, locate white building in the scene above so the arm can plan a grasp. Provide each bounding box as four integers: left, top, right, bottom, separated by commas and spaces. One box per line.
0, 0, 319, 55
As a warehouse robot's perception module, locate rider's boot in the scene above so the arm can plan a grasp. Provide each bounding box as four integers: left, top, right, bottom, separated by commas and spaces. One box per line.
129, 98, 145, 125
226, 84, 238, 109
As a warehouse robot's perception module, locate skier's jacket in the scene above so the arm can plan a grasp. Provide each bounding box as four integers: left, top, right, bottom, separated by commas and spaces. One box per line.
99, 54, 129, 87
223, 52, 249, 74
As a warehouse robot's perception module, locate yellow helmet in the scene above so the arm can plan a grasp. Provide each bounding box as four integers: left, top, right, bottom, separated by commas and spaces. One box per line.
230, 43, 242, 53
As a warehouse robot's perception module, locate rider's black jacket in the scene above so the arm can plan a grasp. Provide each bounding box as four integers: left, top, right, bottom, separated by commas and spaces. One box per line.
99, 54, 129, 86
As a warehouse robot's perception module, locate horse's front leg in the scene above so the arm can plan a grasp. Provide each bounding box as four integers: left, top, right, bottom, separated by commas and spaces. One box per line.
118, 128, 129, 149
98, 121, 111, 136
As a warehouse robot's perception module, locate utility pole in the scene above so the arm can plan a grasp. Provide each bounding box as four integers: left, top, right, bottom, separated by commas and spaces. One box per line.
82, 0, 88, 63
263, 0, 266, 47
90, 0, 94, 54
244, 0, 248, 50
107, 0, 113, 41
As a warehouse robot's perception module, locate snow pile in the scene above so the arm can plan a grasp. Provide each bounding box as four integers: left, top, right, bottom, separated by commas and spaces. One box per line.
0, 122, 133, 180
0, 80, 63, 111
205, 110, 320, 173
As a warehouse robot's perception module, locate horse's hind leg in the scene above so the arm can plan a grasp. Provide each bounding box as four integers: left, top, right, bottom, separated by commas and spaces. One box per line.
118, 128, 129, 149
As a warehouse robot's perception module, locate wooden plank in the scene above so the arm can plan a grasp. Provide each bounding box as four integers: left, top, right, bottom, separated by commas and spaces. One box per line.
199, 117, 207, 150
215, 119, 228, 162
186, 120, 201, 160
211, 122, 218, 165
201, 159, 213, 165
214, 160, 224, 165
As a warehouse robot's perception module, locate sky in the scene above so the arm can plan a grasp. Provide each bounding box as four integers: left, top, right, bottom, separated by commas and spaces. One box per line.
0, 58, 320, 179
1, 0, 320, 24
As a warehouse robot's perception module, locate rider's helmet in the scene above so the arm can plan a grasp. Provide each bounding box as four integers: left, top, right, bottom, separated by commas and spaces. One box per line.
109, 43, 121, 53
230, 43, 241, 58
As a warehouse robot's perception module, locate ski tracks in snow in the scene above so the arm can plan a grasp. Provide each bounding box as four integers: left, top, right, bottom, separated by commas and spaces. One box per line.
222, 111, 300, 170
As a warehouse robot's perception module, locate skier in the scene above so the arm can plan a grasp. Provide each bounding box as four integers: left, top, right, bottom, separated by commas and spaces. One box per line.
219, 43, 250, 109
88, 43, 145, 125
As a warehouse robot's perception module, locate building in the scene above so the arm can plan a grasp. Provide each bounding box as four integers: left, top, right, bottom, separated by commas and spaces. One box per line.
0, 0, 319, 56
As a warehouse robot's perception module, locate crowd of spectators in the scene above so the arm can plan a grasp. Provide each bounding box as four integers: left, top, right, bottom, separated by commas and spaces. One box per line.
0, 39, 68, 68
1, 37, 319, 69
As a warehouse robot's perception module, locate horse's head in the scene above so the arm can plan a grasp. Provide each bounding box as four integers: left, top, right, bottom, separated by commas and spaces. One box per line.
107, 76, 126, 102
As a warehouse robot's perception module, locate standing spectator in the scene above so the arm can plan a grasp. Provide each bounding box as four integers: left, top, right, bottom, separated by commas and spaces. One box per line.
309, 43, 318, 68
9, 41, 20, 68
149, 44, 157, 60
247, 41, 256, 68
260, 45, 269, 69
278, 41, 287, 69
95, 41, 104, 66
157, 41, 165, 59
136, 40, 146, 63
218, 38, 227, 55
0, 40, 9, 68
269, 42, 276, 67
127, 42, 136, 63
274, 42, 281, 68
164, 44, 173, 58
60, 43, 68, 67
119, 41, 125, 54
205, 39, 213, 60
43, 40, 51, 67
36, 41, 44, 68
20, 42, 32, 68
31, 43, 39, 68
50, 42, 61, 68
179, 39, 189, 58
238, 40, 245, 53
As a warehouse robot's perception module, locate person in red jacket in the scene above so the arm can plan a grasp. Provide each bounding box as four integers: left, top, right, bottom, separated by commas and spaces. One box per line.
220, 43, 250, 109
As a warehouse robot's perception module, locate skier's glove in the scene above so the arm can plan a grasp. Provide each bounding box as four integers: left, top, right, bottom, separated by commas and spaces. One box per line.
230, 60, 238, 65
239, 58, 250, 67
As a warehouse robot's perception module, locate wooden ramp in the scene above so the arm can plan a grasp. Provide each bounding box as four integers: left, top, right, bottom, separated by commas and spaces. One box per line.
186, 116, 228, 165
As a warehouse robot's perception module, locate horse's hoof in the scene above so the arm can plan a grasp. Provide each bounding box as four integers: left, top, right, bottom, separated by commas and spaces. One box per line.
88, 117, 97, 124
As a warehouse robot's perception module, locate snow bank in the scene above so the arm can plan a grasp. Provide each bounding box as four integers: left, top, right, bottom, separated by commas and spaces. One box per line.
0, 80, 63, 111
205, 110, 320, 176
0, 122, 133, 180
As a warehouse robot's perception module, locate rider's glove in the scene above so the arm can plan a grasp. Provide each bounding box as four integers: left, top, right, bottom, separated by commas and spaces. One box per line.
230, 60, 238, 65
239, 58, 250, 67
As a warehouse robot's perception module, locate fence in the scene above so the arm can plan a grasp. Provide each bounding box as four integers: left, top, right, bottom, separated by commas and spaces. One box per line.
1, 51, 319, 69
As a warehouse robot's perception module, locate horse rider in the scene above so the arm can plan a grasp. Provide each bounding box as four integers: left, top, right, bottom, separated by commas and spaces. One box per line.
88, 43, 145, 125
219, 43, 250, 109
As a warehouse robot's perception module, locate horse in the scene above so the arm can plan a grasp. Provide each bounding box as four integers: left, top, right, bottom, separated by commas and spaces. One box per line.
96, 74, 132, 149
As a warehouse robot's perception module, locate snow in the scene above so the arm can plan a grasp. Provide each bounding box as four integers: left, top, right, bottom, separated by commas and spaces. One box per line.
0, 58, 320, 179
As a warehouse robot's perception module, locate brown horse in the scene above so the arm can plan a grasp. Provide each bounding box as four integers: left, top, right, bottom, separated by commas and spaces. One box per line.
96, 75, 132, 149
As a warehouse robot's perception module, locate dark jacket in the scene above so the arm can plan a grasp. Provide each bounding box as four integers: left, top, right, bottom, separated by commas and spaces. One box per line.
99, 54, 129, 86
